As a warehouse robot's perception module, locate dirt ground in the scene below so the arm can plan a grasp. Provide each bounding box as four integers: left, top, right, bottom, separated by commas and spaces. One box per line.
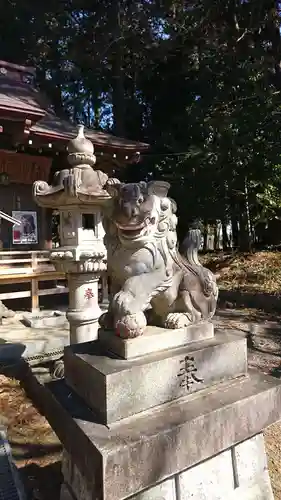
216, 306, 281, 499
0, 373, 62, 500
1, 306, 281, 499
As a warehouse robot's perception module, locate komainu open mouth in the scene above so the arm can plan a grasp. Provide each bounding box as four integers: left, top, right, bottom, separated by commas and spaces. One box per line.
115, 221, 146, 239
115, 215, 157, 240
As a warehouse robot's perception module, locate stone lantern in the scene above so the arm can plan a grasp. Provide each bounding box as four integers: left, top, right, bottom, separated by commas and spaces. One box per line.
33, 125, 113, 345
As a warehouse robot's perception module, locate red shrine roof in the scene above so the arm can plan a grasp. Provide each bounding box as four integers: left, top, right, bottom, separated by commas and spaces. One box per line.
0, 60, 149, 152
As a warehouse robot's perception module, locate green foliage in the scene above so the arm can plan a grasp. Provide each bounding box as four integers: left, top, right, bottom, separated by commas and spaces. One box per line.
1, 0, 281, 247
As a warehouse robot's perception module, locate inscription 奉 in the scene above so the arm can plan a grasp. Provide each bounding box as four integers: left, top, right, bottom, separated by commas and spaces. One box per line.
178, 355, 204, 390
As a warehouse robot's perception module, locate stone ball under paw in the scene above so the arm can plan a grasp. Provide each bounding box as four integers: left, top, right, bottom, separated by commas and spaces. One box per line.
115, 312, 147, 339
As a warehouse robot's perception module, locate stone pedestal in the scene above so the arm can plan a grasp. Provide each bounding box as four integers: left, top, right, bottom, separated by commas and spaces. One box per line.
64, 329, 247, 424
67, 272, 101, 344
60, 433, 274, 500
26, 322, 281, 500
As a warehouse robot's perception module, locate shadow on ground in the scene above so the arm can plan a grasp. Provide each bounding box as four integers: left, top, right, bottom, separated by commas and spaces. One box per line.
11, 441, 61, 461
215, 307, 281, 358
270, 366, 281, 378
216, 307, 280, 324
20, 461, 62, 500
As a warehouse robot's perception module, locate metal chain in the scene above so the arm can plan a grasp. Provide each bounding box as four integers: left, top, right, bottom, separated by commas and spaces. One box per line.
0, 348, 64, 370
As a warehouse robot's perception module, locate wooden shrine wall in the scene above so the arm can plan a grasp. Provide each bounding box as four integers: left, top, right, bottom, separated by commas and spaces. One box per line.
0, 150, 52, 249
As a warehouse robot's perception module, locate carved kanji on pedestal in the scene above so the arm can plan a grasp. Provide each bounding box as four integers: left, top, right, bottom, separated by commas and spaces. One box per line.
178, 355, 204, 390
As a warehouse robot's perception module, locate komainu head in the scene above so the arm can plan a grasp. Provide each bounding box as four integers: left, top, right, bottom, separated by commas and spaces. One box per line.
106, 180, 177, 245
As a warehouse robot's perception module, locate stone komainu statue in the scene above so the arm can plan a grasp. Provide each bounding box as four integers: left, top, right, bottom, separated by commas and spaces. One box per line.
100, 180, 218, 338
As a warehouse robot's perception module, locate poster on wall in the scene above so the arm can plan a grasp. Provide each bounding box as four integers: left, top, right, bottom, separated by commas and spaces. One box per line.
12, 211, 38, 244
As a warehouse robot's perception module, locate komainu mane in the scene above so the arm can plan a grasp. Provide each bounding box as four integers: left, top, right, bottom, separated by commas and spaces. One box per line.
100, 180, 218, 339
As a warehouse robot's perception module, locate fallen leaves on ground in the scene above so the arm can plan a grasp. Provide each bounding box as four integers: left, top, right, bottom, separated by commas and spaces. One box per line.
201, 250, 281, 294
265, 423, 281, 499
0, 374, 62, 500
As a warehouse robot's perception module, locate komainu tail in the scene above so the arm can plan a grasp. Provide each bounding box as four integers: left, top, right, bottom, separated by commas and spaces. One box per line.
180, 228, 202, 267
180, 228, 218, 300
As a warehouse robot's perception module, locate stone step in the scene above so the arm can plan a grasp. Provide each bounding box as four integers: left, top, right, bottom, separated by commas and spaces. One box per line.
64, 331, 247, 424
60, 434, 274, 500
99, 321, 214, 359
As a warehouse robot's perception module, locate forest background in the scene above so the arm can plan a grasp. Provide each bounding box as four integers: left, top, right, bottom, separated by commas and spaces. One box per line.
2, 0, 281, 249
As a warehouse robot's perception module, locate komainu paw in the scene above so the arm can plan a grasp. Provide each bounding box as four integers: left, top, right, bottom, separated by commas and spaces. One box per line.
164, 312, 192, 329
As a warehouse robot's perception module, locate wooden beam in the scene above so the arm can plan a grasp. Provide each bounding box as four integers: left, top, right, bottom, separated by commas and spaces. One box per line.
31, 278, 39, 312
0, 286, 68, 301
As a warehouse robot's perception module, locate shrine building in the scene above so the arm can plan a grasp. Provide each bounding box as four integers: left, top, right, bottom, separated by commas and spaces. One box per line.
0, 60, 149, 250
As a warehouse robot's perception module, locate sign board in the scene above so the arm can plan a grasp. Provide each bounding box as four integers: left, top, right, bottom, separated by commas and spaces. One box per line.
12, 211, 38, 244
0, 151, 51, 185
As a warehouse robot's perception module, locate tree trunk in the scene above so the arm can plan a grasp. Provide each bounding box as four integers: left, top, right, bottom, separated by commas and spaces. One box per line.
231, 216, 239, 249
237, 177, 253, 252
112, 0, 125, 136
244, 176, 252, 248
238, 209, 251, 252
231, 178, 252, 251
203, 221, 208, 251
94, 99, 101, 129
222, 218, 229, 251
214, 222, 220, 250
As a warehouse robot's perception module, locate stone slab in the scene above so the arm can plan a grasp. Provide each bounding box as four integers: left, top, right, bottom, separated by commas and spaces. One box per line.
177, 447, 234, 499
99, 321, 214, 359
22, 310, 69, 329
130, 478, 176, 500
64, 332, 247, 424
231, 479, 274, 500
60, 436, 274, 500
0, 327, 68, 365
62, 450, 177, 500
177, 433, 274, 500
26, 369, 281, 500
60, 483, 76, 500
0, 312, 69, 365
233, 433, 268, 487
62, 451, 92, 500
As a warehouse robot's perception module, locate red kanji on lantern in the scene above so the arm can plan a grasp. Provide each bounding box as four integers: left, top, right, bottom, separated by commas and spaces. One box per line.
84, 288, 94, 300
